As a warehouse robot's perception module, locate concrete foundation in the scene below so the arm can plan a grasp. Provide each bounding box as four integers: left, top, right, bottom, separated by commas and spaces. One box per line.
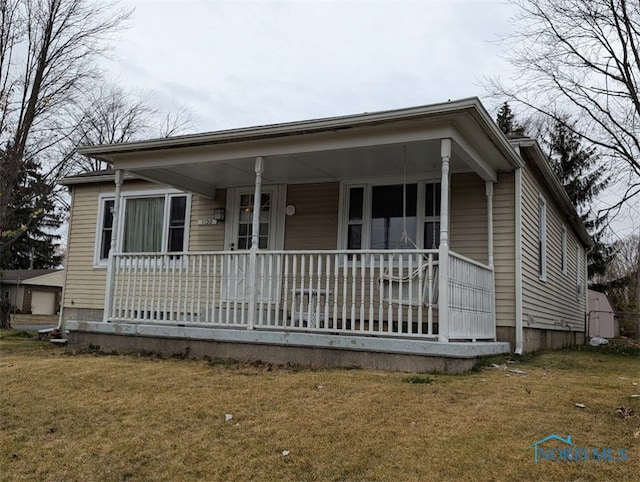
62, 307, 104, 323
497, 326, 585, 352
65, 321, 511, 374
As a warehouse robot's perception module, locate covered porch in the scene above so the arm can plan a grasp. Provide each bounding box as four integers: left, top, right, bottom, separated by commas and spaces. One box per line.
74, 99, 521, 364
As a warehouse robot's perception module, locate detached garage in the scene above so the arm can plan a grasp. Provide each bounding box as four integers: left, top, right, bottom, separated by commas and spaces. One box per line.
1, 270, 64, 315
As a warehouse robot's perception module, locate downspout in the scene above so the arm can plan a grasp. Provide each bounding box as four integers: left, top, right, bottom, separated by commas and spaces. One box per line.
514, 167, 524, 355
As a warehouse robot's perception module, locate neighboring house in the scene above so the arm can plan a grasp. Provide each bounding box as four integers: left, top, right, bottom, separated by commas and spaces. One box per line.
59, 98, 590, 373
587, 289, 617, 338
0, 269, 64, 315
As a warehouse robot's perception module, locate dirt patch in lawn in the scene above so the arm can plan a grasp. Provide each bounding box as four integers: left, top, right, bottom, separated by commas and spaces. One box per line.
1, 333, 639, 481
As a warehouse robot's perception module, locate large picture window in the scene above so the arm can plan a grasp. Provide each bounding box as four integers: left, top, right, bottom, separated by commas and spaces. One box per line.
342, 181, 441, 250
95, 191, 189, 266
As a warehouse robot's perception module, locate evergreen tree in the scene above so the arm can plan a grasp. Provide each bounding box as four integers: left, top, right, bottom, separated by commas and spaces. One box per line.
496, 102, 526, 137
545, 116, 612, 277
0, 153, 63, 270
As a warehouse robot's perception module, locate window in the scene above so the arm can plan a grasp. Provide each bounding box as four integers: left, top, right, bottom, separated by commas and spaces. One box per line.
561, 226, 567, 274
538, 196, 547, 281
237, 193, 271, 249
100, 199, 115, 260
95, 191, 189, 266
424, 183, 441, 249
341, 181, 440, 250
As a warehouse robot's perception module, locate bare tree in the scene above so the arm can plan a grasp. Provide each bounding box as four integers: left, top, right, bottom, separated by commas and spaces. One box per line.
0, 0, 130, 328
50, 84, 156, 176
488, 0, 640, 215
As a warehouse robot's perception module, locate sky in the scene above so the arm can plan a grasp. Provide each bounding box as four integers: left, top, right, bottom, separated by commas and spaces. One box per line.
104, 0, 516, 131
96, 0, 634, 239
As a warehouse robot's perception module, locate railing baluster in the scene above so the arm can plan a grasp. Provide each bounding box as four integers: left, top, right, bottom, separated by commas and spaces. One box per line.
427, 253, 433, 336
368, 253, 374, 333
407, 253, 413, 333
282, 253, 289, 327
306, 254, 313, 328
266, 254, 273, 326
350, 253, 357, 331
387, 253, 392, 333
324, 254, 331, 331
315, 255, 322, 329
333, 254, 339, 330
377, 254, 384, 334
397, 254, 403, 333
359, 253, 365, 332
291, 255, 298, 327
341, 254, 347, 331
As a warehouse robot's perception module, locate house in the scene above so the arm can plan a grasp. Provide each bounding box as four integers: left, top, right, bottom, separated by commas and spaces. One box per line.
587, 289, 616, 338
59, 98, 590, 373
0, 269, 64, 315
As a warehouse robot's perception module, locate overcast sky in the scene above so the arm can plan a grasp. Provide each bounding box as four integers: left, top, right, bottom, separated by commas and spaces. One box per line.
105, 0, 516, 131
98, 0, 635, 238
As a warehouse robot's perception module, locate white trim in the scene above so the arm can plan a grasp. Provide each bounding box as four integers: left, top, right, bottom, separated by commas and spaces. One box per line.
538, 194, 547, 282
94, 188, 191, 268
224, 185, 286, 250
561, 226, 568, 275
337, 177, 441, 251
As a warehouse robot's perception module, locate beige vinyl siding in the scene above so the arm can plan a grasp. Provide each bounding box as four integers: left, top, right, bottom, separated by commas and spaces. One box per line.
521, 164, 586, 330
63, 180, 184, 311
450, 172, 516, 328
450, 173, 488, 263
493, 172, 516, 328
189, 190, 226, 251
284, 183, 339, 250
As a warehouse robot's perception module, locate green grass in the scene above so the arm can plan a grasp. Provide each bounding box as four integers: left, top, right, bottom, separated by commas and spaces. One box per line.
2, 333, 640, 481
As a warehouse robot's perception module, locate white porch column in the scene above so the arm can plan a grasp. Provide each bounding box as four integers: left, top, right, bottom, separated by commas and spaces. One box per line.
247, 156, 264, 330
486, 181, 497, 338
103, 169, 123, 322
438, 139, 451, 342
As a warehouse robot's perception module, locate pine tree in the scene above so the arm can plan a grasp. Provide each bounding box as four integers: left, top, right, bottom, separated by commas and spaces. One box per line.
545, 116, 611, 277
0, 154, 63, 270
496, 102, 526, 137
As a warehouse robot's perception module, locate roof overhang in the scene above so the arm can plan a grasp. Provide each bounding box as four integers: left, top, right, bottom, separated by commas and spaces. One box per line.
74, 97, 524, 197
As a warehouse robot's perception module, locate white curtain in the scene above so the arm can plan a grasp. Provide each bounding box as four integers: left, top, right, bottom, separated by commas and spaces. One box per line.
123, 197, 165, 252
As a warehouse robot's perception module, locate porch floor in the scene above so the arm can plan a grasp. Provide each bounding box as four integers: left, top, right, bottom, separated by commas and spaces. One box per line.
65, 321, 511, 374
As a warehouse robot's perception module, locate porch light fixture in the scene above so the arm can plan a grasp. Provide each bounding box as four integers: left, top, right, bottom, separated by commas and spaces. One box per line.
213, 208, 226, 222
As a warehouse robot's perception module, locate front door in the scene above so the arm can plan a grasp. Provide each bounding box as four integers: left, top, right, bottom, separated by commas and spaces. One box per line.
224, 186, 284, 302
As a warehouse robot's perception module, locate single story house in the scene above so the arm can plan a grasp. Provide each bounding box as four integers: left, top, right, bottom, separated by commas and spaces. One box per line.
59, 98, 590, 373
1, 269, 64, 315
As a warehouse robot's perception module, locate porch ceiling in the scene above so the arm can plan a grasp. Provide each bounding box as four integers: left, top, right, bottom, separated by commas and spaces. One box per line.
78, 98, 522, 197
131, 139, 481, 196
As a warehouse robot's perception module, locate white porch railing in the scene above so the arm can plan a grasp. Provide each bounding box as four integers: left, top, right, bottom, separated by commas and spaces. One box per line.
107, 249, 494, 341
448, 252, 495, 340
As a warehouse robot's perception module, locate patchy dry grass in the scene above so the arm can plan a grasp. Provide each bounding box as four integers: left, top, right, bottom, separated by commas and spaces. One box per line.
9, 314, 59, 326
2, 332, 640, 481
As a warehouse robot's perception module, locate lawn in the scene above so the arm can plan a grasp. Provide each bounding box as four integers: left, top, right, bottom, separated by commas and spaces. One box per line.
2, 331, 640, 481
